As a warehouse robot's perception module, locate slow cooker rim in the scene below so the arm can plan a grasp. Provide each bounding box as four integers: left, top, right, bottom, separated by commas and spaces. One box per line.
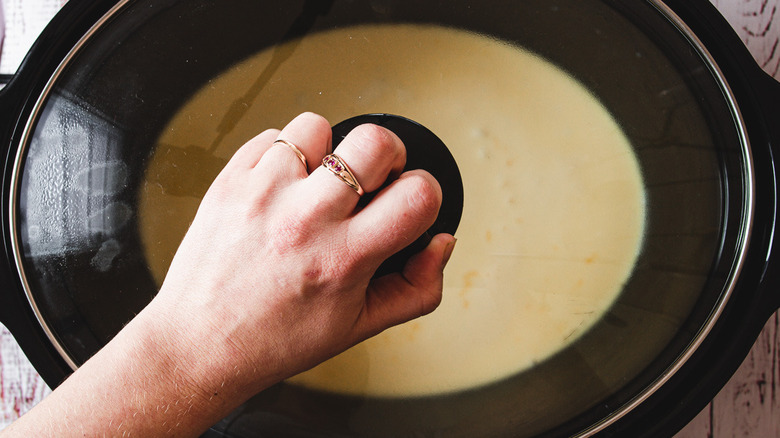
577, 1, 755, 434
7, 0, 131, 372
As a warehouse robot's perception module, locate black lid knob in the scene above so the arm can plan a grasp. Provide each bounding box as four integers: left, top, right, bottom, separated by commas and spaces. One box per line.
332, 114, 463, 278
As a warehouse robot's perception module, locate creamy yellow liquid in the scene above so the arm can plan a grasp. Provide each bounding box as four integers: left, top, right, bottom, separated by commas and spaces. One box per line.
139, 24, 645, 397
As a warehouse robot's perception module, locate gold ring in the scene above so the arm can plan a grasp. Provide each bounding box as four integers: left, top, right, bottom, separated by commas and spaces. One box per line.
274, 139, 307, 169
322, 154, 364, 196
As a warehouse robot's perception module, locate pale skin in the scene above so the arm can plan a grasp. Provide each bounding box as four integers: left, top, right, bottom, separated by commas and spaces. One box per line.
1, 112, 456, 437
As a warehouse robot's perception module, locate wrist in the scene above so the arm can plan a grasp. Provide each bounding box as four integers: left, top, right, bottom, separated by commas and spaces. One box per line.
126, 295, 281, 420
59, 293, 284, 436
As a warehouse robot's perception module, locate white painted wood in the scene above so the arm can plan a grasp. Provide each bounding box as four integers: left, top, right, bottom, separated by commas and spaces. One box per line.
0, 327, 50, 427
711, 0, 780, 77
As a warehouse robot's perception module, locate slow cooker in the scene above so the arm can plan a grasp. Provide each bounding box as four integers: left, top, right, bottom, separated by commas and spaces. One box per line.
1, 0, 779, 436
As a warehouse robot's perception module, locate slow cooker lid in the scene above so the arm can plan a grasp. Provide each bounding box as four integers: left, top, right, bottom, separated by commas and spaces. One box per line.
9, 0, 753, 436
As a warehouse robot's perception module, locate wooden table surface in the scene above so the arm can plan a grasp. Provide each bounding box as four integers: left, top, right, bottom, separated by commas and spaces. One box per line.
2, 0, 780, 436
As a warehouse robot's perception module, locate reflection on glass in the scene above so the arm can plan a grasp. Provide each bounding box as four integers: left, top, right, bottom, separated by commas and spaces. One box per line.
21, 92, 128, 265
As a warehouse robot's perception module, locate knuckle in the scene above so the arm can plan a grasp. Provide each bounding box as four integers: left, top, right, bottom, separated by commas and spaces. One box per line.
265, 210, 313, 255
298, 111, 331, 130
403, 172, 443, 220
264, 196, 333, 256
350, 124, 403, 161
417, 288, 443, 316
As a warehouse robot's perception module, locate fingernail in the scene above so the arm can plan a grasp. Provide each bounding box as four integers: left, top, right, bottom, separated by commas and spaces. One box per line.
441, 238, 457, 270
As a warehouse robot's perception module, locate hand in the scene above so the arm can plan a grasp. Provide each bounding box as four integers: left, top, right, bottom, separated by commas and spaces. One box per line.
148, 111, 455, 405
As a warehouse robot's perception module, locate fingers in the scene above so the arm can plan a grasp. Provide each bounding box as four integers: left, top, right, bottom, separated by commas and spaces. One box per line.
223, 128, 280, 171
332, 124, 406, 192
356, 233, 456, 339
226, 112, 442, 275
250, 113, 331, 184
222, 113, 332, 176
305, 123, 406, 215
346, 169, 442, 264
271, 112, 332, 174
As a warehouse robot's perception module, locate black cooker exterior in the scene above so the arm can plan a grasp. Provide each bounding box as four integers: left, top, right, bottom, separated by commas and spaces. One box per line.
1, 1, 779, 437
598, 1, 780, 436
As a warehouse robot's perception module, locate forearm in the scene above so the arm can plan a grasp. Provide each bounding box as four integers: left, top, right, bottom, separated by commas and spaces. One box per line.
1, 297, 276, 437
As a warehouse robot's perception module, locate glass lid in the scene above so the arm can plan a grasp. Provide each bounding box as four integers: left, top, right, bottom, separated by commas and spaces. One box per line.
9, 0, 752, 436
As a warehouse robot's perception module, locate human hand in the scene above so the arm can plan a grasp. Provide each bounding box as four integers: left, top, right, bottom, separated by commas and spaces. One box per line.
151, 112, 456, 397
0, 112, 455, 438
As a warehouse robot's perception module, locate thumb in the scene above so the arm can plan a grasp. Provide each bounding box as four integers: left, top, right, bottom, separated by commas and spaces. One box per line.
354, 233, 457, 340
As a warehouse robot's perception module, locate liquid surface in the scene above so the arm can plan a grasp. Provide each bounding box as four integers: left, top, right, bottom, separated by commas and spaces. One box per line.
139, 24, 645, 397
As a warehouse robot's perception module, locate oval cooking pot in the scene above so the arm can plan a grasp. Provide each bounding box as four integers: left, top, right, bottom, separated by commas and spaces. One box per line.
1, 0, 779, 436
